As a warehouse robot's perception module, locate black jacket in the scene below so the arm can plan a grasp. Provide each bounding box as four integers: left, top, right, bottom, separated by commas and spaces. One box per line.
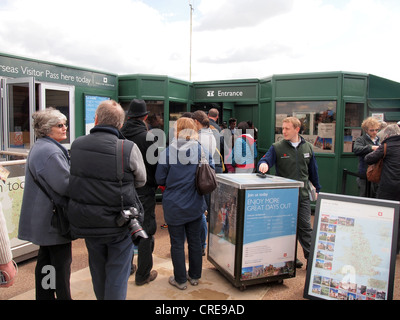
353, 133, 380, 177
365, 135, 400, 201
121, 119, 158, 188
68, 126, 137, 238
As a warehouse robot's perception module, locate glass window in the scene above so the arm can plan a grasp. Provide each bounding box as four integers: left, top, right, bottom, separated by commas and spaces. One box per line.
40, 84, 74, 149
120, 100, 164, 130
169, 102, 186, 121
146, 100, 164, 130
4, 78, 35, 152
343, 103, 364, 153
276, 101, 337, 153
7, 83, 30, 149
45, 89, 70, 144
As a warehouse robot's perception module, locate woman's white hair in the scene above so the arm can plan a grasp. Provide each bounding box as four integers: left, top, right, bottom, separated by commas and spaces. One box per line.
382, 124, 400, 140
32, 107, 67, 138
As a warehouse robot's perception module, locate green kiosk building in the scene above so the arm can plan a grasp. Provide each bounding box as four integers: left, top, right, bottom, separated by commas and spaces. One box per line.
2, 52, 400, 198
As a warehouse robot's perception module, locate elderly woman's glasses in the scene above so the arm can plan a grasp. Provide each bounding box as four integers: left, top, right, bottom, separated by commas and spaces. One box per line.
56, 123, 68, 128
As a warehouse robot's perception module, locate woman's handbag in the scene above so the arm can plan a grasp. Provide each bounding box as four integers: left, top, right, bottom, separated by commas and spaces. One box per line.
366, 143, 386, 183
195, 144, 217, 195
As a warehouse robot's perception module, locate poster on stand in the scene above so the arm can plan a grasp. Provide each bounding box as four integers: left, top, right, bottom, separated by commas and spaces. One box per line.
304, 193, 399, 300
241, 188, 299, 280
209, 183, 238, 277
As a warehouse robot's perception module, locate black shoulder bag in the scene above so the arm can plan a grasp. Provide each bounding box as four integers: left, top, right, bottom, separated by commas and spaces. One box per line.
195, 142, 218, 195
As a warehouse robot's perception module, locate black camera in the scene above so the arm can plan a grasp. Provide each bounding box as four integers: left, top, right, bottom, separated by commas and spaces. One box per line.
116, 207, 148, 245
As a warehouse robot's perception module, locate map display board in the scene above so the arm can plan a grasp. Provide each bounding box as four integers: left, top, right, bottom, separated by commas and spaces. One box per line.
304, 193, 399, 300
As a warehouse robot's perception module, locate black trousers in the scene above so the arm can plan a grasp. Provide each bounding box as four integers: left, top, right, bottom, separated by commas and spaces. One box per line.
135, 185, 157, 283
35, 242, 72, 300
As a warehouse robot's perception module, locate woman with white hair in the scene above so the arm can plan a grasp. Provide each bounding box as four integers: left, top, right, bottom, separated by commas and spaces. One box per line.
18, 108, 72, 300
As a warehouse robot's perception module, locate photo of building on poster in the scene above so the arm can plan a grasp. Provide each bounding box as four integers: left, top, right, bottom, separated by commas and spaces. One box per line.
307, 198, 396, 300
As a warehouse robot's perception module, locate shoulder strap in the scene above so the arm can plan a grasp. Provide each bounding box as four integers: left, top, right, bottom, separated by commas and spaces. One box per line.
116, 139, 124, 181
197, 141, 207, 163
116, 139, 124, 211
383, 143, 387, 158
116, 139, 144, 216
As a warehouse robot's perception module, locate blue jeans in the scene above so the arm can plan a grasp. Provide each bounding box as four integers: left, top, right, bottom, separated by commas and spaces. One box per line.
85, 233, 133, 300
201, 213, 208, 250
168, 216, 203, 284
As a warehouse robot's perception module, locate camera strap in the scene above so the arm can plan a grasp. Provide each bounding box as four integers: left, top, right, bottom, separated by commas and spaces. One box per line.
116, 139, 145, 219
116, 139, 125, 212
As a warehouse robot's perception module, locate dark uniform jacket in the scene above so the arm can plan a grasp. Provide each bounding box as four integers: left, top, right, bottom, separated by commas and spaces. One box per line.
258, 136, 321, 200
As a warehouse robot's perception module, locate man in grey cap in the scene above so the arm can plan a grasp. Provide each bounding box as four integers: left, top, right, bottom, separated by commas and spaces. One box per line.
121, 99, 159, 285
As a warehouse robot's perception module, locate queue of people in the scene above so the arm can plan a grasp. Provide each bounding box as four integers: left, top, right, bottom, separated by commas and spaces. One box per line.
0, 106, 315, 299
2, 103, 399, 300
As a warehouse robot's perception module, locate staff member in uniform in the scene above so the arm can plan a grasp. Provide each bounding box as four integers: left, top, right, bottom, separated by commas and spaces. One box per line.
258, 117, 321, 268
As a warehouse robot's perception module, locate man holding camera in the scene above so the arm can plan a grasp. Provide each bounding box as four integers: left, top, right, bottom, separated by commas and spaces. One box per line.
68, 100, 146, 300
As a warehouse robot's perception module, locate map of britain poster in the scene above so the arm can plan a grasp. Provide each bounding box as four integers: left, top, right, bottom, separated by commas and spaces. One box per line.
305, 193, 399, 300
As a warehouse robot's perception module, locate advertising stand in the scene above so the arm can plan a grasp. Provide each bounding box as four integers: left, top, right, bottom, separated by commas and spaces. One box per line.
304, 193, 399, 300
0, 158, 39, 262
208, 173, 303, 290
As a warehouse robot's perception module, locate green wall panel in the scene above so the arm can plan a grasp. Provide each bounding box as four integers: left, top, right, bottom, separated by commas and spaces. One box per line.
275, 77, 338, 98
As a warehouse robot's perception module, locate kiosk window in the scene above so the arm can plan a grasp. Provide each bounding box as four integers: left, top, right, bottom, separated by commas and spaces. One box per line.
6, 83, 31, 149
120, 100, 164, 130
45, 89, 70, 143
276, 101, 337, 154
146, 100, 164, 130
169, 102, 186, 121
343, 103, 364, 153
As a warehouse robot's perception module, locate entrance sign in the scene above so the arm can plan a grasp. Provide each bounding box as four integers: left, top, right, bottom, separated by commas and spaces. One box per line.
304, 193, 399, 300
195, 85, 257, 101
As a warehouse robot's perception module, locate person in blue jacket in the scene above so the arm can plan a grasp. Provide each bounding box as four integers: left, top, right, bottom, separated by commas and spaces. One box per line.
258, 117, 321, 268
156, 117, 215, 290
19, 108, 72, 299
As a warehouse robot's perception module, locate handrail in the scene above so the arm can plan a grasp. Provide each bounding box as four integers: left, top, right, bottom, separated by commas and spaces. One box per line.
0, 160, 26, 166
0, 150, 29, 158
342, 168, 371, 197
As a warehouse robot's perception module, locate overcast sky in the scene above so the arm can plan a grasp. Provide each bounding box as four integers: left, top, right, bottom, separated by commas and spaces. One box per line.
1, 0, 399, 83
